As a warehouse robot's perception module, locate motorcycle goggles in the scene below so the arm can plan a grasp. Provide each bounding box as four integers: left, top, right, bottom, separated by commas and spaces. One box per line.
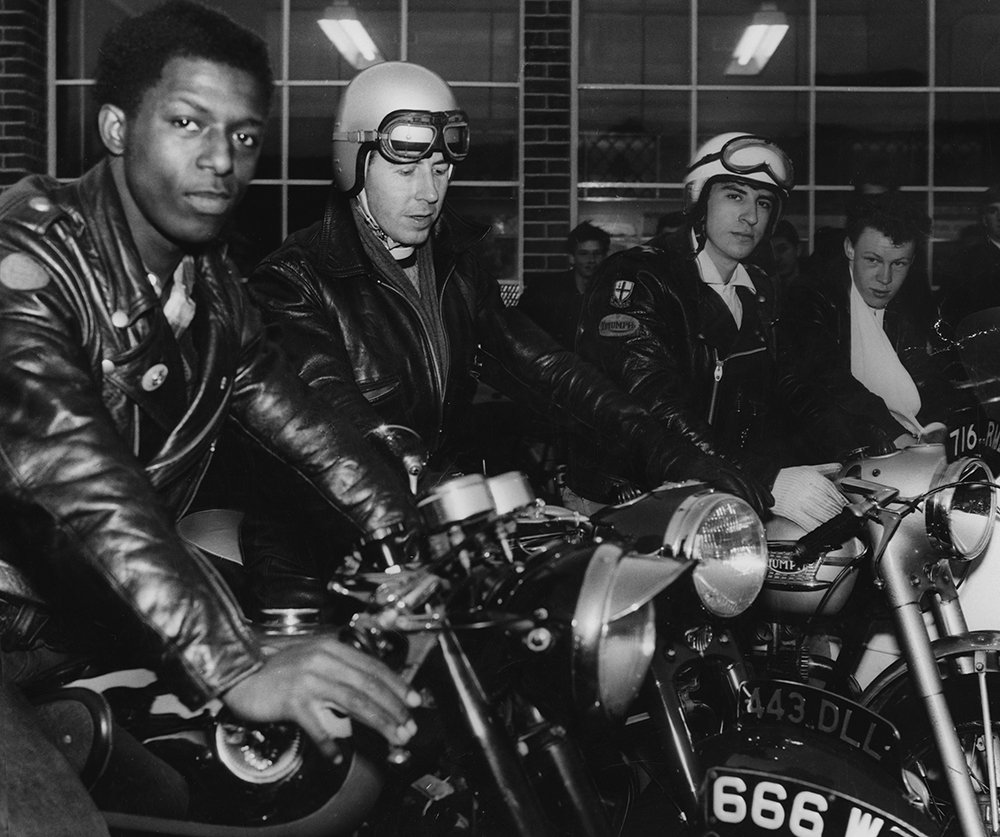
689, 135, 794, 193
333, 109, 470, 165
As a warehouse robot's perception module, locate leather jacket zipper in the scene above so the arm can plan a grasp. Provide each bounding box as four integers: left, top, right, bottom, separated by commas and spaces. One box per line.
707, 345, 766, 426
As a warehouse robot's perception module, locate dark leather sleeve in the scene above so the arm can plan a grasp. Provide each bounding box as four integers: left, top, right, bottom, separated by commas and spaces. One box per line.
777, 280, 902, 459
0, 270, 264, 703
226, 292, 419, 539
248, 256, 397, 441
469, 266, 708, 490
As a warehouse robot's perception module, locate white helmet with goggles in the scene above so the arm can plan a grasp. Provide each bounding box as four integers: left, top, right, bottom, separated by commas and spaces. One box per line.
683, 132, 794, 227
332, 61, 470, 197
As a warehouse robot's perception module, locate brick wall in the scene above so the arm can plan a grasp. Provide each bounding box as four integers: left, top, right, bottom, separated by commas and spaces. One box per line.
0, 0, 46, 188
523, 0, 571, 285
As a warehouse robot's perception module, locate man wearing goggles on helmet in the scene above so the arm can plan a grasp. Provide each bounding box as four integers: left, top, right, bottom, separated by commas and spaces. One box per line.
574, 133, 846, 532
240, 65, 768, 612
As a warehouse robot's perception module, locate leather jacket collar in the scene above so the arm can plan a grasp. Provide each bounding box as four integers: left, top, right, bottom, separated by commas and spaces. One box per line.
315, 188, 489, 284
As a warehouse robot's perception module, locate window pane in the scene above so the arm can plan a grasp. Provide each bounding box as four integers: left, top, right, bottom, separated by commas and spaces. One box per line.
815, 92, 928, 186
579, 90, 690, 185
817, 0, 928, 86
580, 0, 690, 85
57, 0, 283, 79
933, 190, 989, 295
698, 0, 807, 87
287, 185, 332, 236
936, 0, 1000, 87
408, 2, 518, 82
696, 91, 808, 185
455, 87, 518, 182
936, 93, 1000, 188
56, 85, 102, 178
447, 185, 518, 282
290, 0, 401, 79
289, 86, 341, 180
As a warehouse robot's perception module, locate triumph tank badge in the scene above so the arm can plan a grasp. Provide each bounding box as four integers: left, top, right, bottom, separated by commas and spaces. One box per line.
610, 280, 634, 308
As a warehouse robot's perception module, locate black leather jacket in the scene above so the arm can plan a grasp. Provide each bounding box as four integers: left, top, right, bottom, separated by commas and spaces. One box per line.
573, 228, 792, 500
0, 162, 416, 704
248, 190, 697, 491
778, 259, 959, 461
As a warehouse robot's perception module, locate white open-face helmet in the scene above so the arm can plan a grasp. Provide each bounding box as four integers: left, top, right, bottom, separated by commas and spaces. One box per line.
683, 132, 794, 232
331, 61, 470, 197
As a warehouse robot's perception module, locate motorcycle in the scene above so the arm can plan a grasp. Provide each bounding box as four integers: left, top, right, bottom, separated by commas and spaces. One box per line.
733, 306, 1000, 836
5, 470, 703, 836
589, 484, 942, 837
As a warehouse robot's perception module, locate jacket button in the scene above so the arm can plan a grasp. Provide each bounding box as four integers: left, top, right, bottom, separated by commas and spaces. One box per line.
111, 310, 129, 328
101, 358, 115, 374
141, 363, 169, 391
28, 197, 51, 213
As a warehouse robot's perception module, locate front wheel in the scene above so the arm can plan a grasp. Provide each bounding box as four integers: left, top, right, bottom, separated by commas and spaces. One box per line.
866, 663, 1000, 833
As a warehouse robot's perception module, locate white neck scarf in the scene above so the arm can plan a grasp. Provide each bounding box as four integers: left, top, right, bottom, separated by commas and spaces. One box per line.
849, 277, 922, 435
694, 231, 756, 329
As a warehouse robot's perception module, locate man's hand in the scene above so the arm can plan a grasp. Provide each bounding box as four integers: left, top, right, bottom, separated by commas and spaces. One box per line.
667, 450, 775, 514
222, 636, 421, 761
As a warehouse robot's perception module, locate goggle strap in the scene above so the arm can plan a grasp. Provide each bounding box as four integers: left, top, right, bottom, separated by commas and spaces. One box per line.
332, 130, 381, 144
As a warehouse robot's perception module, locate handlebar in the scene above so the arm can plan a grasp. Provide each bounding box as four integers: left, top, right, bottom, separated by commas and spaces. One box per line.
789, 506, 868, 564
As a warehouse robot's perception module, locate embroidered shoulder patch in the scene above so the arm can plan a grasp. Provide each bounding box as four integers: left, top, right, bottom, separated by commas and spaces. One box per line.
599, 313, 640, 337
609, 279, 635, 308
0, 253, 49, 290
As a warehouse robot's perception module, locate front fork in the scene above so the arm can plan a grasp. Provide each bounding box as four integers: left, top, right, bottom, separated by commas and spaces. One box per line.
879, 527, 993, 837
433, 629, 611, 837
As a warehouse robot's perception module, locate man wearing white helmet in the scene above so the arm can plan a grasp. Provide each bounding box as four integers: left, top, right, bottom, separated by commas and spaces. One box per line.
242, 66, 771, 608
574, 133, 845, 530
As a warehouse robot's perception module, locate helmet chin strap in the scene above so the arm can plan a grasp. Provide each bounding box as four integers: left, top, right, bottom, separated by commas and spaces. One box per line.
355, 189, 416, 262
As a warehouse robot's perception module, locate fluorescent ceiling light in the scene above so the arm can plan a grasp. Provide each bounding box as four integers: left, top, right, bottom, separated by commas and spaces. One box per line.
318, 2, 383, 69
726, 2, 788, 76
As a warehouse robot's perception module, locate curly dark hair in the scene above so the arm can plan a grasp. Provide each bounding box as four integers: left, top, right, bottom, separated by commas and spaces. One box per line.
93, 1, 274, 116
845, 192, 931, 247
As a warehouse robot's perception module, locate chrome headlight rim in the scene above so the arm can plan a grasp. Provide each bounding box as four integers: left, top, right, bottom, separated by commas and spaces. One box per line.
927, 456, 996, 561
662, 490, 768, 618
571, 542, 664, 722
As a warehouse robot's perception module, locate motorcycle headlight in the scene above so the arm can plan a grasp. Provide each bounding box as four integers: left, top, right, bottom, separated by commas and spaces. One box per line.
573, 543, 687, 720
927, 457, 996, 561
662, 491, 768, 617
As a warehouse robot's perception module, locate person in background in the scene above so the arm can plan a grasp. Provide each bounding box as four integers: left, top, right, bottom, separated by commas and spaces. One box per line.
938, 182, 1000, 338
518, 220, 611, 349
574, 132, 844, 530
241, 64, 770, 613
779, 193, 960, 462
770, 218, 802, 288
0, 4, 421, 831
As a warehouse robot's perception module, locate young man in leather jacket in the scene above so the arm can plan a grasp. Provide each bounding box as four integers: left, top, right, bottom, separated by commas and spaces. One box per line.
0, 4, 422, 831
779, 193, 960, 461
242, 63, 770, 611
574, 133, 845, 530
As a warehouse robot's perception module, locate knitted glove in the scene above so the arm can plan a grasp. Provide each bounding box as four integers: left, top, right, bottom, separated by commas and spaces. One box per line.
771, 465, 846, 531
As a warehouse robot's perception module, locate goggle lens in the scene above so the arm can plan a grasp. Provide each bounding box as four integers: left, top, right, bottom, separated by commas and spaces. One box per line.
380, 110, 469, 163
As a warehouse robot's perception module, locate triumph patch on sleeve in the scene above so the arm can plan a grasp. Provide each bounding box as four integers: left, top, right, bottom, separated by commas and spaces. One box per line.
0, 253, 49, 290
598, 313, 640, 337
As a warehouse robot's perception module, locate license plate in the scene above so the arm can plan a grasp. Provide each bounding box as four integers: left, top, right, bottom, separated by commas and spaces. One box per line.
738, 679, 901, 768
704, 768, 926, 837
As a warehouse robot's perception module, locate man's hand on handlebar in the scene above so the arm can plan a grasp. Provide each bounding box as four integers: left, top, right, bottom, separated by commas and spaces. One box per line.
222, 636, 421, 761
661, 449, 774, 514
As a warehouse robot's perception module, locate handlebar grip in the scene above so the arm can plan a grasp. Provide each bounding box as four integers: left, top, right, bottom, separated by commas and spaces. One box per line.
790, 507, 866, 564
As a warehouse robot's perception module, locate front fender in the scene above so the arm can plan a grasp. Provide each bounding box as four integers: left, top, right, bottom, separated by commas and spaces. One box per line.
862, 629, 1000, 715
